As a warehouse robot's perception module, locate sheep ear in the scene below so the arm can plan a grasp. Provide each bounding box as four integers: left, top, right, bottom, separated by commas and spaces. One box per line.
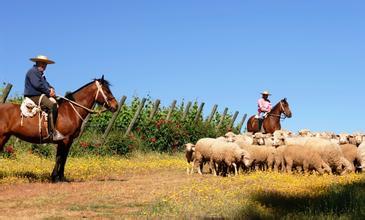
192, 147, 195, 152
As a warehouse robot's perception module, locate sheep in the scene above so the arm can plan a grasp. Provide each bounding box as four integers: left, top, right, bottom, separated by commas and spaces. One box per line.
274, 136, 352, 175
336, 133, 350, 145
235, 140, 276, 171
209, 142, 251, 176
184, 143, 195, 174
299, 137, 352, 174
340, 144, 360, 172
298, 129, 313, 137
224, 131, 237, 142
282, 145, 331, 175
357, 142, 365, 172
233, 133, 254, 145
193, 138, 219, 175
349, 133, 365, 146
273, 145, 286, 172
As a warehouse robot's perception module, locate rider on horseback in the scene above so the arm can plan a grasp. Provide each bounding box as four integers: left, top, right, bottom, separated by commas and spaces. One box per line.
257, 90, 272, 133
24, 55, 65, 141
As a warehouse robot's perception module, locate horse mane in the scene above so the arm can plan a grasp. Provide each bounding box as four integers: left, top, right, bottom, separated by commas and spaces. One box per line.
58, 78, 111, 104
271, 98, 287, 112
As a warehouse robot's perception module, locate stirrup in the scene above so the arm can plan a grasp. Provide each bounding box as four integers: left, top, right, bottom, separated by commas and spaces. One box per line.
52, 130, 65, 141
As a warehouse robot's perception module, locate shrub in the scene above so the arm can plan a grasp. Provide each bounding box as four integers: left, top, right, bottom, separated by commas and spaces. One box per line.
2, 145, 16, 159
106, 133, 136, 155
30, 144, 55, 158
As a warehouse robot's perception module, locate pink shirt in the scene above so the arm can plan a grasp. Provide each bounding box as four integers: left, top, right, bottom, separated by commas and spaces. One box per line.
258, 98, 272, 113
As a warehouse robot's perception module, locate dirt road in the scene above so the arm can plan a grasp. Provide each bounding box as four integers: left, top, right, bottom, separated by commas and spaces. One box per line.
0, 169, 194, 218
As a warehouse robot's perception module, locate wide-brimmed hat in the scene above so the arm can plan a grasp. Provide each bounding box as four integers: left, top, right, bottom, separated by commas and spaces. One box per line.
30, 55, 55, 64
261, 90, 271, 96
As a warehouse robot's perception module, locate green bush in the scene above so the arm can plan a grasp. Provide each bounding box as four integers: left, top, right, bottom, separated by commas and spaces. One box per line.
30, 144, 55, 158
5, 96, 240, 157
106, 133, 136, 155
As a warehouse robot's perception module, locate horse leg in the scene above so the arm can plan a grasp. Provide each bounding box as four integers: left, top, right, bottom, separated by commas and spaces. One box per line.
51, 142, 64, 182
0, 134, 11, 151
58, 141, 72, 182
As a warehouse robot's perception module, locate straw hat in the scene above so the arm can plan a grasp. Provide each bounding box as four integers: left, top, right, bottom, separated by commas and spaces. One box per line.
261, 90, 271, 96
30, 55, 55, 64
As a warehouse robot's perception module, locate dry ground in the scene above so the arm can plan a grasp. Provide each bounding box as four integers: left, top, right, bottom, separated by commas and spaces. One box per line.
1, 153, 365, 219
0, 168, 196, 219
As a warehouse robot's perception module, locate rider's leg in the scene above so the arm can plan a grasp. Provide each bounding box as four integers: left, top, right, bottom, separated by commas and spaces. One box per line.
258, 112, 265, 133
39, 96, 65, 141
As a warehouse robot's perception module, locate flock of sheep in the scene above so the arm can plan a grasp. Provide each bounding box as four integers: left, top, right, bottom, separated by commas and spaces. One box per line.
184, 129, 365, 176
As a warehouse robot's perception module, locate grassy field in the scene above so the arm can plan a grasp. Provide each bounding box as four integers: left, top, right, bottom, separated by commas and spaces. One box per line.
1, 152, 365, 219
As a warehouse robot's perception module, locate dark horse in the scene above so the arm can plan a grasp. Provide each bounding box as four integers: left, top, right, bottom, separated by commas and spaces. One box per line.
0, 76, 118, 182
247, 98, 292, 134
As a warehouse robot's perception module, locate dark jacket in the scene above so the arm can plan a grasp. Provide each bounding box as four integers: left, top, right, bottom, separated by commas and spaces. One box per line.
24, 66, 53, 97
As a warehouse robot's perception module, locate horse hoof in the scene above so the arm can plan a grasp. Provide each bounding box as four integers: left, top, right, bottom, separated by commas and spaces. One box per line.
60, 177, 70, 183
51, 176, 60, 183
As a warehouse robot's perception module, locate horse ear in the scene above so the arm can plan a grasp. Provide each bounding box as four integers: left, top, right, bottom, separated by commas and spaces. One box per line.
101, 75, 104, 82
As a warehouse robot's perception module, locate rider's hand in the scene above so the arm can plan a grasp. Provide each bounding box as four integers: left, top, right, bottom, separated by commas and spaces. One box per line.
50, 88, 56, 97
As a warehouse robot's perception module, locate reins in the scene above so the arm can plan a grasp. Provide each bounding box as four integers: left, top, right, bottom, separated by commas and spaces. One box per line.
268, 101, 288, 120
57, 81, 109, 121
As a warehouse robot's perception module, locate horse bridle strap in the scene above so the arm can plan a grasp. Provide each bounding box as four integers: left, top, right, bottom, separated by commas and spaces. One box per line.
95, 81, 110, 106
58, 81, 109, 120
268, 101, 288, 119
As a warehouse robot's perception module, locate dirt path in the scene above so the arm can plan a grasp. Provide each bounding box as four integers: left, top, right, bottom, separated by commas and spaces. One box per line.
0, 169, 196, 218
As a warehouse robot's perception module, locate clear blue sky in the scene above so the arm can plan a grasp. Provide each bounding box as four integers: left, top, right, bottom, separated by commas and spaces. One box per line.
1, 1, 364, 133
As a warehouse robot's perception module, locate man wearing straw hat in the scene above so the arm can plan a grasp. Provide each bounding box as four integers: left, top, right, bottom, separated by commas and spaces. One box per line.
257, 90, 272, 133
24, 55, 65, 141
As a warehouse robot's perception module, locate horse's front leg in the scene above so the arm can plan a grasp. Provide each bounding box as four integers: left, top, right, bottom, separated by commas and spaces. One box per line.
58, 140, 73, 182
0, 134, 10, 151
51, 142, 65, 182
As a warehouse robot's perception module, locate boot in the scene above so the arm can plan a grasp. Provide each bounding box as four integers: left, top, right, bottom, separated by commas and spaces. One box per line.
258, 118, 265, 133
47, 105, 65, 141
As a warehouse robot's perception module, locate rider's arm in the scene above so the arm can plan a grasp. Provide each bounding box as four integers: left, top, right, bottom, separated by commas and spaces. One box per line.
28, 71, 51, 96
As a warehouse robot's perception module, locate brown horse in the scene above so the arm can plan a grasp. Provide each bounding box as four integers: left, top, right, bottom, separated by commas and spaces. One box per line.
247, 98, 292, 134
0, 76, 118, 182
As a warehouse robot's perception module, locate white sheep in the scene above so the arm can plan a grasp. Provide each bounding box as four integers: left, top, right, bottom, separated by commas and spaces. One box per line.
282, 145, 331, 175
340, 144, 360, 172
357, 142, 365, 172
193, 138, 219, 175
233, 133, 254, 145
209, 142, 251, 176
275, 136, 352, 175
235, 140, 275, 171
184, 143, 195, 175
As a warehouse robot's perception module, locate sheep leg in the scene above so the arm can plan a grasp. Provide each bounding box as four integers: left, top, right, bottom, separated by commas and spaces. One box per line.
210, 159, 217, 176
302, 161, 309, 175
194, 159, 203, 175
285, 160, 293, 174
232, 163, 238, 176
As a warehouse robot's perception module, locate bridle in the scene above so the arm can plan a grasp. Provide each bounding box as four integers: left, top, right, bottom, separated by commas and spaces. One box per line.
268, 101, 289, 120
59, 81, 110, 122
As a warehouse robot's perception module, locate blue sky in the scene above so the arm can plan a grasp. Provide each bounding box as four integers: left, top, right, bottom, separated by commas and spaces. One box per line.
1, 1, 364, 133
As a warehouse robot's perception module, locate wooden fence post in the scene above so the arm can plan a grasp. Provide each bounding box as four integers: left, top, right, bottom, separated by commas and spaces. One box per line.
102, 96, 127, 141
149, 99, 160, 120
182, 101, 192, 121
0, 83, 13, 103
216, 107, 228, 129
125, 98, 146, 136
237, 113, 247, 133
166, 100, 177, 121
194, 102, 205, 122
206, 104, 218, 123
229, 111, 239, 129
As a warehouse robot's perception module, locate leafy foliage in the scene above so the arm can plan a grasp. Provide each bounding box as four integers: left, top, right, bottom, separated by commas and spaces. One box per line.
85, 96, 240, 154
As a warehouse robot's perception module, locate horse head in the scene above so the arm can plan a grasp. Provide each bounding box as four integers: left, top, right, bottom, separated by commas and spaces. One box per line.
94, 75, 118, 112
280, 98, 292, 118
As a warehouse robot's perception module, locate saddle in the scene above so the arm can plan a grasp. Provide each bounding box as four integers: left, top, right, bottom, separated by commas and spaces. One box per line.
20, 95, 57, 138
